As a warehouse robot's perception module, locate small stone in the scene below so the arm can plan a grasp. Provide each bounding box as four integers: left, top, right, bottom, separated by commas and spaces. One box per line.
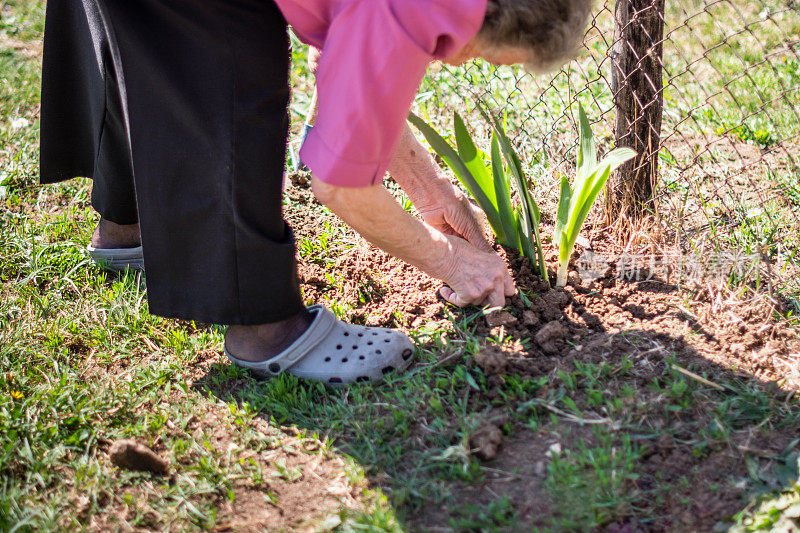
522, 310, 540, 327
109, 439, 169, 475
485, 309, 518, 328
535, 321, 569, 354
469, 423, 503, 461
545, 442, 562, 458
474, 346, 508, 375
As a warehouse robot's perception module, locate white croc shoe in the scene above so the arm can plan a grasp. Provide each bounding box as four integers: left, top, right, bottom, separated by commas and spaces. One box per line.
86, 245, 144, 272
224, 305, 415, 387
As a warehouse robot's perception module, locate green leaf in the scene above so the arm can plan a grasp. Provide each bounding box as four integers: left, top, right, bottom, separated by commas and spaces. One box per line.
477, 101, 548, 281
516, 212, 537, 260
559, 229, 570, 264
565, 149, 634, 245
554, 174, 572, 247
479, 104, 528, 206
575, 104, 597, 187
477, 103, 532, 228
565, 147, 635, 243
555, 105, 636, 286
490, 132, 518, 248
565, 164, 614, 253
597, 147, 638, 175
454, 112, 498, 210
529, 197, 541, 226
408, 112, 503, 235
528, 198, 548, 284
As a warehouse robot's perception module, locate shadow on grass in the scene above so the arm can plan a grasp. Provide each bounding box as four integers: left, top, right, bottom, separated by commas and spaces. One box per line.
193, 315, 800, 531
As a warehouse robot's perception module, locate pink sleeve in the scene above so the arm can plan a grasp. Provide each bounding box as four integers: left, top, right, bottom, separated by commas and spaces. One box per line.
299, 0, 487, 188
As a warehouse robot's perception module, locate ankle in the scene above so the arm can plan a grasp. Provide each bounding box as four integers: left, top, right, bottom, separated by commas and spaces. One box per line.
225, 309, 314, 363
92, 217, 141, 249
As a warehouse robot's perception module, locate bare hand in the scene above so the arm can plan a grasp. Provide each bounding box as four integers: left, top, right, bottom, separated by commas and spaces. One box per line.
436, 234, 516, 308
415, 179, 492, 253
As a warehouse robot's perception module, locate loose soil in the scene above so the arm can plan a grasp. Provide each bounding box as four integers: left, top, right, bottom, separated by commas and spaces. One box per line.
285, 180, 800, 531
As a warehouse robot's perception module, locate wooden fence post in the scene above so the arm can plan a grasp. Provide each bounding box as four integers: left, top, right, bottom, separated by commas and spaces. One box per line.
606, 0, 666, 221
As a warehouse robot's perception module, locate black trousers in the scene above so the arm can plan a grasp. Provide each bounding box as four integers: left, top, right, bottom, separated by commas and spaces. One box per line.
40, 0, 305, 325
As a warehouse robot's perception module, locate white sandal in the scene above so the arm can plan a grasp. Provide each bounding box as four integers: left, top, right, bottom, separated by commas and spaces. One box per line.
86, 245, 144, 271
224, 305, 415, 387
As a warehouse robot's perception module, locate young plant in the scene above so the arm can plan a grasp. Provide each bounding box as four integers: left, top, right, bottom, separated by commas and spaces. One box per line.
553, 105, 637, 286
408, 107, 549, 284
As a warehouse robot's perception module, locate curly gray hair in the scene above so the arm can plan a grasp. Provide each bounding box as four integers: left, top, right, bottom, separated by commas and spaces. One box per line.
477, 0, 592, 73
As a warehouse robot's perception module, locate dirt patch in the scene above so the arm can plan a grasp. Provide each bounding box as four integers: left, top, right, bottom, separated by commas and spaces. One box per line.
298, 241, 445, 329
282, 180, 799, 530
84, 392, 362, 532
286, 176, 445, 329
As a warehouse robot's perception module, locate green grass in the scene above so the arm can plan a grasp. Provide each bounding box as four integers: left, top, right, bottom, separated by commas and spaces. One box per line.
1, 1, 799, 531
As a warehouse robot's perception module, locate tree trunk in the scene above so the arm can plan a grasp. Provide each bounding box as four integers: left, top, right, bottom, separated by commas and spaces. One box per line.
606, 0, 666, 221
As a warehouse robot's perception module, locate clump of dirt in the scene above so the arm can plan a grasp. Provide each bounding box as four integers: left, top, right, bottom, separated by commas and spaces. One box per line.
484, 309, 517, 327
469, 423, 504, 461
473, 345, 509, 375
108, 440, 169, 475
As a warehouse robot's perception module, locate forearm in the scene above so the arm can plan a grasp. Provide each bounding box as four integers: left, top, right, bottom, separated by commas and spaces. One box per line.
311, 176, 451, 278
387, 123, 447, 204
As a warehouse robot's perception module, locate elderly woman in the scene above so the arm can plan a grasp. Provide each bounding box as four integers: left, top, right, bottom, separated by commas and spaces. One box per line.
40, 0, 590, 386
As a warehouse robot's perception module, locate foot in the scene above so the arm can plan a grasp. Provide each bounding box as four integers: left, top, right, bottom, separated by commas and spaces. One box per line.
225, 309, 314, 362
91, 218, 141, 249
224, 305, 415, 387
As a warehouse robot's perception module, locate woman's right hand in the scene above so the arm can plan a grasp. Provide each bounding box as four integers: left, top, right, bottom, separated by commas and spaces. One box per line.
311, 175, 515, 309
435, 234, 516, 308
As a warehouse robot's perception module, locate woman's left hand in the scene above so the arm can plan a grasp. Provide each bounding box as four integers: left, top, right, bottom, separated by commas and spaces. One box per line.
412, 178, 491, 252
389, 124, 491, 252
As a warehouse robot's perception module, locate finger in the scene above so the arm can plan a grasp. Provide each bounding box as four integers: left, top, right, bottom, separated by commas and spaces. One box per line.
484, 284, 508, 309
503, 271, 517, 296
439, 286, 470, 307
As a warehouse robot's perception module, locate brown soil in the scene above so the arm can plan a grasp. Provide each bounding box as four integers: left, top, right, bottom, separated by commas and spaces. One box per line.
367, 243, 797, 531
279, 181, 800, 530
291, 186, 798, 530
298, 240, 445, 329
85, 390, 363, 532
289, 180, 445, 329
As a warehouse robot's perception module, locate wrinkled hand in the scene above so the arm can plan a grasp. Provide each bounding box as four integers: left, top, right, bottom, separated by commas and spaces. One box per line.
436, 234, 516, 308
413, 179, 492, 253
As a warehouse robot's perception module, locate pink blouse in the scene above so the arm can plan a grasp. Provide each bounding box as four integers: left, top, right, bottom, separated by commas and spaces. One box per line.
274, 0, 488, 187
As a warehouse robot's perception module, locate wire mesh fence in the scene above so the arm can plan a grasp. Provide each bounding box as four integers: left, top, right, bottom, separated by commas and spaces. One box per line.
414, 0, 800, 299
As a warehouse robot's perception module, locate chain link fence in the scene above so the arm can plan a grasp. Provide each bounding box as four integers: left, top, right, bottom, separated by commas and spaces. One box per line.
415, 0, 800, 299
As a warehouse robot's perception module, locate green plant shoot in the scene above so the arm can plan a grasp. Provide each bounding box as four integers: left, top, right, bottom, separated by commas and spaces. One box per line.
408, 107, 548, 284
554, 105, 637, 286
